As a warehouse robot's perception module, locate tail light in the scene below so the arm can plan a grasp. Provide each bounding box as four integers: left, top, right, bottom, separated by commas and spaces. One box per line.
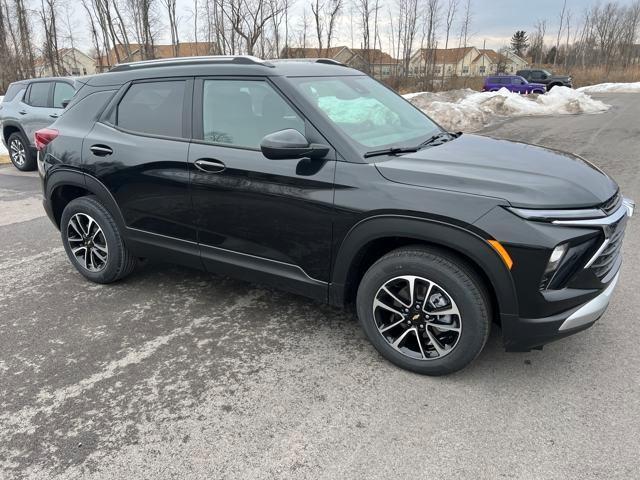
34, 128, 59, 151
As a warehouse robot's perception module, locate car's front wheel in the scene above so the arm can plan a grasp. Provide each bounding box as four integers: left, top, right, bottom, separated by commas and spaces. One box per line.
7, 132, 36, 171
61, 196, 137, 284
356, 247, 491, 375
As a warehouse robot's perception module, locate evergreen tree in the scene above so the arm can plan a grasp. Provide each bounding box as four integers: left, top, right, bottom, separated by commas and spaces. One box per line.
510, 30, 529, 57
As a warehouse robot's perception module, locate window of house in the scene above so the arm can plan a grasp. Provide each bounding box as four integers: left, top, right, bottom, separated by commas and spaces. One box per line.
83, 67, 87, 75
201, 79, 304, 149
117, 80, 185, 137
479, 66, 486, 74
462, 65, 469, 74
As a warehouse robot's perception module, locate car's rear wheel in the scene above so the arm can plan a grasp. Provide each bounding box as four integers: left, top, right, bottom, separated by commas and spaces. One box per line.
61, 196, 137, 284
7, 132, 36, 171
356, 246, 491, 375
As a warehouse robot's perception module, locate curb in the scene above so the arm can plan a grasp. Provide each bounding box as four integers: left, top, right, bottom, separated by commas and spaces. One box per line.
0, 154, 10, 165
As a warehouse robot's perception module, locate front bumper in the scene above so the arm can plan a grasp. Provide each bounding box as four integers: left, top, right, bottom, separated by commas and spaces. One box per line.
502, 271, 620, 351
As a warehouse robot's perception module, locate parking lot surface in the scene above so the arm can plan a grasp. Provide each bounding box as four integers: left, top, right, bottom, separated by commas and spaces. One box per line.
1, 93, 639, 479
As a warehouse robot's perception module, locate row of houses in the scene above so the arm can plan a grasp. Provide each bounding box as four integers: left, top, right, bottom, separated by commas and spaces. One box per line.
35, 43, 529, 80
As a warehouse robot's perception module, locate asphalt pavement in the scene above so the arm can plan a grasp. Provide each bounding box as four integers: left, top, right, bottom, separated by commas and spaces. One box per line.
1, 93, 639, 479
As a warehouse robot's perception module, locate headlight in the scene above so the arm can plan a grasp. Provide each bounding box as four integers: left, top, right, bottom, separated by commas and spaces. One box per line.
507, 206, 605, 221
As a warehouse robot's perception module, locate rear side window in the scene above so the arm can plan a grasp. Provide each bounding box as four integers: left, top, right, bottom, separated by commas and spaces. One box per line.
53, 82, 75, 108
116, 81, 185, 137
26, 82, 51, 107
2, 83, 24, 103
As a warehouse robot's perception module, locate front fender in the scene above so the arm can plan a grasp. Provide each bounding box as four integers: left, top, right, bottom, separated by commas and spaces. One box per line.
329, 214, 518, 316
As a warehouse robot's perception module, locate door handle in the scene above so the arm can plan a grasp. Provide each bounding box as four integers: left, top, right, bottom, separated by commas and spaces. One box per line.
18, 110, 27, 115
49, 114, 59, 119
90, 145, 113, 156
194, 158, 226, 173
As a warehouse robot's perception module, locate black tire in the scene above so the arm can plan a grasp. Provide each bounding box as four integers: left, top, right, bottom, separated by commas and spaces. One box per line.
356, 246, 491, 376
60, 196, 137, 284
7, 131, 36, 171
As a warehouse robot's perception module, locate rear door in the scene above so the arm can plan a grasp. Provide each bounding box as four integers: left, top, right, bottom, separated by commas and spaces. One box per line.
188, 77, 336, 299
20, 81, 58, 143
82, 78, 197, 260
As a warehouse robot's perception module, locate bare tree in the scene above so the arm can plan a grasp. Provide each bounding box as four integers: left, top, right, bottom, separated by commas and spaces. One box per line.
163, 0, 180, 56
441, 0, 458, 83
553, 0, 567, 67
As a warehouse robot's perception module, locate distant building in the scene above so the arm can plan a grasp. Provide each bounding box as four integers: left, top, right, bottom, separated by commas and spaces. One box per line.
409, 47, 528, 77
281, 46, 402, 78
97, 42, 217, 72
35, 48, 95, 77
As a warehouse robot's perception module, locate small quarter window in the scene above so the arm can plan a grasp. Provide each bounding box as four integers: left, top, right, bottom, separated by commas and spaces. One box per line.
117, 81, 185, 137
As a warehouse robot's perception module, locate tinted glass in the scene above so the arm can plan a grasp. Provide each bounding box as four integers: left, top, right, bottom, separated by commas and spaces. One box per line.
117, 81, 185, 137
2, 83, 24, 103
27, 82, 50, 107
202, 80, 304, 149
291, 76, 439, 149
53, 82, 75, 108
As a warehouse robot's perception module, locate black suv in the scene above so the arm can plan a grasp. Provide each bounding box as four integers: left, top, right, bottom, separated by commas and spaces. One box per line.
516, 69, 573, 89
38, 56, 632, 375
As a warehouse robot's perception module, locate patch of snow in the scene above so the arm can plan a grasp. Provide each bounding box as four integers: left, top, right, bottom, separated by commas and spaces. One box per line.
0, 96, 6, 156
404, 87, 610, 132
577, 82, 640, 93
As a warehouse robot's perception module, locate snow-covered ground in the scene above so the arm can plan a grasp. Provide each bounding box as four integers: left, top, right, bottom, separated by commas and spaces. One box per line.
405, 87, 610, 132
0, 96, 6, 156
577, 82, 640, 94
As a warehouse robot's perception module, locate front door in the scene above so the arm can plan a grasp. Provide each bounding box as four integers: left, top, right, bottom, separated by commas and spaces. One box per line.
189, 77, 336, 300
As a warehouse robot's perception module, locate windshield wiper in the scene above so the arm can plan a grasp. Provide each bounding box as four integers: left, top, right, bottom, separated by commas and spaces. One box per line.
363, 132, 461, 159
363, 146, 421, 158
419, 131, 461, 147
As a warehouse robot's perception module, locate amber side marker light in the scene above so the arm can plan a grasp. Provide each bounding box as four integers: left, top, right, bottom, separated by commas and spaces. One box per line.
488, 240, 514, 270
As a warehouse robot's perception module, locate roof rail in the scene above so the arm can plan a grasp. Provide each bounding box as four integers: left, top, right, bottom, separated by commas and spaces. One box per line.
109, 55, 274, 72
269, 58, 346, 66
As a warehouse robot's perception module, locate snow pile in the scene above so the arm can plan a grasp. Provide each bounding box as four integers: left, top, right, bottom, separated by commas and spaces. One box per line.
405, 87, 610, 132
578, 82, 640, 93
0, 96, 6, 156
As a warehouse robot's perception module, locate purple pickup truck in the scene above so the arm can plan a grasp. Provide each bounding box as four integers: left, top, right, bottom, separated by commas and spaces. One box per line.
483, 75, 546, 94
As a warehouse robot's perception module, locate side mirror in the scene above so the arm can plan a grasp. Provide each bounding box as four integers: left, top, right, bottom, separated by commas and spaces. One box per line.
61, 99, 71, 108
260, 129, 329, 160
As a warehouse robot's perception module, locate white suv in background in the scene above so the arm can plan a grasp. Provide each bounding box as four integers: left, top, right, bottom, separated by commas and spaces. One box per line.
0, 78, 76, 171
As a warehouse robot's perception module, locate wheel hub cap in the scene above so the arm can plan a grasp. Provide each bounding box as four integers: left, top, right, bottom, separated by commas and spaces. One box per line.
67, 213, 108, 272
10, 139, 26, 166
373, 275, 462, 361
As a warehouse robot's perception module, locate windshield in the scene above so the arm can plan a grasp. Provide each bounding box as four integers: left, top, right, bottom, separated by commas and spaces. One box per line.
290, 76, 440, 150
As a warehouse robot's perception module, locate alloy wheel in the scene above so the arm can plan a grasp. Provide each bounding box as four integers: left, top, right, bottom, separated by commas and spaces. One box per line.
373, 275, 462, 360
66, 213, 109, 272
10, 138, 26, 167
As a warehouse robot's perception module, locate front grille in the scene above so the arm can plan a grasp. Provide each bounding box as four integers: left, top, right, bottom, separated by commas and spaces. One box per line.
600, 192, 622, 216
590, 216, 627, 280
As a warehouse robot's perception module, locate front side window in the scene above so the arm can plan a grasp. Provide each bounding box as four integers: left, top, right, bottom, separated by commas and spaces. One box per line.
201, 79, 304, 149
117, 80, 185, 137
26, 82, 50, 107
291, 76, 439, 150
53, 82, 75, 108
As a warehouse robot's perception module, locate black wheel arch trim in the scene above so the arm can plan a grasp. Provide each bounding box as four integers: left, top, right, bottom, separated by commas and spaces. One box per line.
45, 168, 127, 232
2, 120, 30, 145
330, 214, 519, 315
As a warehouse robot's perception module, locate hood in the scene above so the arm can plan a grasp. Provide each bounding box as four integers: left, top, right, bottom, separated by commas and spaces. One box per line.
374, 134, 618, 209
551, 75, 571, 81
